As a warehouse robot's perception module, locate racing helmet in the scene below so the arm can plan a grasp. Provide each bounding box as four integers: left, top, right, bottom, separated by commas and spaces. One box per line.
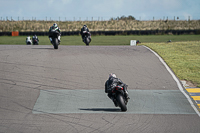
83, 25, 87, 27
53, 23, 58, 28
109, 73, 116, 78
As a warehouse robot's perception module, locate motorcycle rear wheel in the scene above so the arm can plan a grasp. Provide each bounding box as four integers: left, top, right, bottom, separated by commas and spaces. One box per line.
116, 94, 127, 111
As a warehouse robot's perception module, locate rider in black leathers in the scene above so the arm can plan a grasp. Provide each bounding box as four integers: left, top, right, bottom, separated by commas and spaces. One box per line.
49, 23, 61, 44
105, 73, 129, 105
32, 35, 39, 42
80, 25, 91, 42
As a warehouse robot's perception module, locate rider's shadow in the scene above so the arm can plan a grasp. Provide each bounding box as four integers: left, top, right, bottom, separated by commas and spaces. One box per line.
32, 48, 55, 50
79, 108, 121, 112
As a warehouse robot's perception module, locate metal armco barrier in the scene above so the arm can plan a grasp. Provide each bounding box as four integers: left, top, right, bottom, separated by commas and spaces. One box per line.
0, 32, 12, 36
0, 30, 200, 36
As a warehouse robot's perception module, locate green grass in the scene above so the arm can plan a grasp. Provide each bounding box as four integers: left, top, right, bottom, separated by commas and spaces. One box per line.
140, 41, 200, 87
1, 35, 200, 45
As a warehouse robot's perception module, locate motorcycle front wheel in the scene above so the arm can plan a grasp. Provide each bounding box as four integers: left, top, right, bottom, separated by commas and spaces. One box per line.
53, 38, 58, 49
116, 94, 127, 111
84, 37, 89, 46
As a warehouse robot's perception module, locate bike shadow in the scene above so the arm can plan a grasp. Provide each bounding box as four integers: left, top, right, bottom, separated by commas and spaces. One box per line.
79, 108, 121, 112
31, 48, 55, 50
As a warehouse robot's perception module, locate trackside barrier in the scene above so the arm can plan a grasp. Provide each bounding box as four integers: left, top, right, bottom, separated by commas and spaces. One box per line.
12, 31, 19, 36
0, 32, 12, 36
130, 40, 136, 46
0, 30, 200, 36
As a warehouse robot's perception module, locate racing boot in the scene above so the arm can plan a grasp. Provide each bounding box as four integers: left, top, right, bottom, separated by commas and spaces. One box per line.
125, 90, 130, 100
124, 85, 130, 100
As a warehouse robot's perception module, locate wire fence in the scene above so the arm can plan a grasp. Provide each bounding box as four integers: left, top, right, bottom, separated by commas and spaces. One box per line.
1, 15, 199, 22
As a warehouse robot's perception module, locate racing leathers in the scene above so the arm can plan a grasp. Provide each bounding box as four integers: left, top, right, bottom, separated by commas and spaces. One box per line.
26, 36, 32, 44
105, 76, 129, 101
49, 26, 61, 43
32, 35, 39, 42
80, 26, 91, 42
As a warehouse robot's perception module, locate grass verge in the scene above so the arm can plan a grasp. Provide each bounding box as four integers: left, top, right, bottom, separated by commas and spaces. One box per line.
0, 35, 200, 45
139, 41, 200, 87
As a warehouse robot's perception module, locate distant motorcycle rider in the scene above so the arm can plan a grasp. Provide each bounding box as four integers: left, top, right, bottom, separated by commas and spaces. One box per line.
32, 34, 39, 42
49, 23, 61, 44
26, 36, 32, 44
105, 73, 129, 105
80, 25, 91, 42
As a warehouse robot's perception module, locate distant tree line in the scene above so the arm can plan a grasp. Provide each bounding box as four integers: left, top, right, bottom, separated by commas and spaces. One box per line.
110, 15, 136, 21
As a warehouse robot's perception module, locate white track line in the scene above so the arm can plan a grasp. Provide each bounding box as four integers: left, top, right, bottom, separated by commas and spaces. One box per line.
143, 45, 200, 117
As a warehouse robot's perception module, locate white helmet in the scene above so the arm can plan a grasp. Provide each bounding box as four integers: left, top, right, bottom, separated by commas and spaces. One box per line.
109, 73, 116, 78
53, 23, 58, 28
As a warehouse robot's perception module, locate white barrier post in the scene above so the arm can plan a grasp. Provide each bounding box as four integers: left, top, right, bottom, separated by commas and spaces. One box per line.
130, 40, 136, 46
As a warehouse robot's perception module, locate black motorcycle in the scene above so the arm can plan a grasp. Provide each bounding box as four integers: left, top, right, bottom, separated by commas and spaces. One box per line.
82, 31, 91, 46
49, 30, 60, 49
111, 85, 128, 111
32, 38, 39, 45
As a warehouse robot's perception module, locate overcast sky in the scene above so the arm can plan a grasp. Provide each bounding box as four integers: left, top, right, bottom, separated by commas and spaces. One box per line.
0, 0, 199, 21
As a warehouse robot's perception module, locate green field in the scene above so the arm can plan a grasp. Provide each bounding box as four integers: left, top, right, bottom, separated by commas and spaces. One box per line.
0, 35, 200, 87
140, 41, 200, 87
0, 35, 200, 45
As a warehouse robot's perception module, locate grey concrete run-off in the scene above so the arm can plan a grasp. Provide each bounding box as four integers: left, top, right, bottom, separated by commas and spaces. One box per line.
33, 89, 196, 114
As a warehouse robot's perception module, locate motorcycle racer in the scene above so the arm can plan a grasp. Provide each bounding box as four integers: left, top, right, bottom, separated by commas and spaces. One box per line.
32, 35, 39, 42
49, 23, 61, 44
105, 73, 129, 105
26, 36, 32, 45
80, 25, 91, 42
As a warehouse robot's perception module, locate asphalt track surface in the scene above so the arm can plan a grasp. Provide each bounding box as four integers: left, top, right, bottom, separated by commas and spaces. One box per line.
0, 45, 200, 133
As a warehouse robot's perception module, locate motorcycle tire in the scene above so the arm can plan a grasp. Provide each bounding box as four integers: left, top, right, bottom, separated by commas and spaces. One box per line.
33, 42, 38, 45
86, 38, 90, 46
84, 37, 89, 46
26, 42, 31, 45
54, 38, 58, 49
116, 94, 127, 111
